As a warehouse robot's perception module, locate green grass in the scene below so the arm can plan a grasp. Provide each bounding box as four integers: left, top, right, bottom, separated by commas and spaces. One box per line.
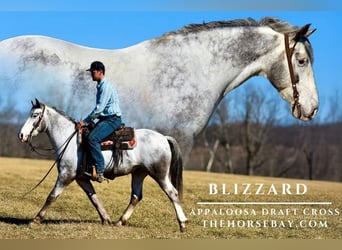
0, 157, 341, 239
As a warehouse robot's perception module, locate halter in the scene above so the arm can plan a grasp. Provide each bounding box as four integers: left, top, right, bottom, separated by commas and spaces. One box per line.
284, 33, 301, 118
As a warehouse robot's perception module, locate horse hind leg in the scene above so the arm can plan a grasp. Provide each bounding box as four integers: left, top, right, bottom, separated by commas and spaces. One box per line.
76, 177, 112, 224
115, 168, 147, 227
156, 177, 188, 232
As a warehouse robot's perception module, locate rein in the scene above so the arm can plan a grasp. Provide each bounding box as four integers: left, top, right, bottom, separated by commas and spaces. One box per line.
23, 129, 78, 197
28, 142, 55, 157
284, 33, 301, 118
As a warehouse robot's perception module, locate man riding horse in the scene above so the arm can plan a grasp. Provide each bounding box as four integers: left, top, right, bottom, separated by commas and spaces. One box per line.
76, 61, 122, 183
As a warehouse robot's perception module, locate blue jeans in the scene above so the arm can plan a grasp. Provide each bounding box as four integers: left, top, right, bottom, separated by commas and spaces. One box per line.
87, 116, 122, 174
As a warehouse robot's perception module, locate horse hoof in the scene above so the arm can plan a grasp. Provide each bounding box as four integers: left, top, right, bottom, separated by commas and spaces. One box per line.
29, 218, 41, 226
101, 219, 112, 225
114, 221, 123, 227
114, 220, 127, 227
180, 225, 186, 233
179, 220, 188, 233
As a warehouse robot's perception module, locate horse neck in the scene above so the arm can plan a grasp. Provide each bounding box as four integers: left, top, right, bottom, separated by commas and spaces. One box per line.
201, 27, 281, 92
44, 107, 76, 150
153, 26, 281, 92
147, 27, 282, 131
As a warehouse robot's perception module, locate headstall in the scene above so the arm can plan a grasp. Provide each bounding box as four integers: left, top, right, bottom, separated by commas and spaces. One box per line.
284, 33, 301, 117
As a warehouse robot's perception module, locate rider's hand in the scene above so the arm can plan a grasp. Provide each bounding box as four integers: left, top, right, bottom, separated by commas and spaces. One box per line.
76, 121, 85, 130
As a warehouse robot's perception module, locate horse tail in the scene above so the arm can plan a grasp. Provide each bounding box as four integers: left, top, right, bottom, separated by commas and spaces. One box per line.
166, 136, 183, 201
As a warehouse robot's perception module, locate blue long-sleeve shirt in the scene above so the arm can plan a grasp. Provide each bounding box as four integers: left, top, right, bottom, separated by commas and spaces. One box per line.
83, 78, 122, 124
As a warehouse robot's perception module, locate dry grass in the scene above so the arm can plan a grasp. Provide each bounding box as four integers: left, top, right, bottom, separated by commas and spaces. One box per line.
0, 157, 341, 239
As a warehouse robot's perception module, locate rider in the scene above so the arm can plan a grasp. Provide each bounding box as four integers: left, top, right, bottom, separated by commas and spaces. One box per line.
77, 61, 122, 183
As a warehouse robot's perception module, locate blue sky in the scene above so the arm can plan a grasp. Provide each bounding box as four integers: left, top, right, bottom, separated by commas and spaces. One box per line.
0, 1, 341, 123
0, 0, 340, 11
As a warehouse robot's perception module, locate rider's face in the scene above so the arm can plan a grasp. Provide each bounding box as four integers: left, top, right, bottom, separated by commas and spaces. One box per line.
90, 70, 102, 82
90, 70, 100, 81
90, 70, 103, 82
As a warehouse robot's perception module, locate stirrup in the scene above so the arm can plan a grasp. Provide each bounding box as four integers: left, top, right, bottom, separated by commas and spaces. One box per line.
91, 166, 97, 180
83, 167, 106, 183
83, 166, 97, 181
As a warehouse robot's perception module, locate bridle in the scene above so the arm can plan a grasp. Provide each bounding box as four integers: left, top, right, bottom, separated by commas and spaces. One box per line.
27, 104, 61, 156
23, 103, 78, 196
284, 33, 301, 118
28, 104, 46, 141
27, 104, 78, 155
27, 104, 55, 155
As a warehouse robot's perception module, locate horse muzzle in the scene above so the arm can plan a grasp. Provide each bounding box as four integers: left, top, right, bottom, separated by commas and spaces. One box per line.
292, 103, 318, 121
18, 132, 30, 143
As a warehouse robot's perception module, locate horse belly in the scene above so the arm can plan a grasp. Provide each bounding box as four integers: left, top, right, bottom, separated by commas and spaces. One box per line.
102, 150, 136, 177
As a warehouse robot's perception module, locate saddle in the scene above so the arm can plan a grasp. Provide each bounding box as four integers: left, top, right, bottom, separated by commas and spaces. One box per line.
81, 123, 136, 151
100, 125, 136, 151
79, 123, 136, 180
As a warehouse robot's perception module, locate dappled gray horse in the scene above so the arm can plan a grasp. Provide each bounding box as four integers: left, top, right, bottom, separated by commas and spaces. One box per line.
1, 17, 318, 161
18, 99, 187, 231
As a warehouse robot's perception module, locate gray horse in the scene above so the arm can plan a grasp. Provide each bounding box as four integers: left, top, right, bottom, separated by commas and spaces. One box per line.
2, 17, 318, 161
19, 99, 188, 232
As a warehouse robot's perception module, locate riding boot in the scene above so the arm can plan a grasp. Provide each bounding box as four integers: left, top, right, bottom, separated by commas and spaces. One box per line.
83, 168, 104, 183
96, 173, 104, 183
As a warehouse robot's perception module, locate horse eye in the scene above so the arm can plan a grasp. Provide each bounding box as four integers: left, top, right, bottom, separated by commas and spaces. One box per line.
297, 58, 308, 67
32, 113, 39, 118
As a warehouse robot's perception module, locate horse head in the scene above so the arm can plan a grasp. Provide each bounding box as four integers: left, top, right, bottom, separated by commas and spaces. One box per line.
18, 98, 46, 142
268, 24, 318, 121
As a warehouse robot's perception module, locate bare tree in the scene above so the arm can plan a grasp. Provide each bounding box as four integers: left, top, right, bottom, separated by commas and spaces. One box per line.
239, 86, 279, 176
323, 89, 341, 123
202, 98, 233, 173
203, 133, 220, 172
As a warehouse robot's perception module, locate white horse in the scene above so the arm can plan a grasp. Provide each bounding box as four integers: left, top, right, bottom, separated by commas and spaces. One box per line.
18, 99, 188, 232
1, 17, 318, 161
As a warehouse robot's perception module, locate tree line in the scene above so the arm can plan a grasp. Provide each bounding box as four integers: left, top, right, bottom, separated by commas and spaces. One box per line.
187, 84, 342, 182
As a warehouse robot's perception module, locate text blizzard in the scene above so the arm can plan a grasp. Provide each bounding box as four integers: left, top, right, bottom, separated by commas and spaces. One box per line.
208, 183, 307, 195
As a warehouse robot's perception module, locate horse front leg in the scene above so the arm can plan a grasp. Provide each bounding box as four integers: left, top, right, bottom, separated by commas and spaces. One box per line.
30, 179, 70, 225
76, 177, 112, 224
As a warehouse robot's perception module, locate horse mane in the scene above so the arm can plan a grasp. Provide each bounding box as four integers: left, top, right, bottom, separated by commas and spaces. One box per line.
157, 16, 313, 63
51, 106, 77, 124
31, 101, 77, 124
160, 17, 299, 38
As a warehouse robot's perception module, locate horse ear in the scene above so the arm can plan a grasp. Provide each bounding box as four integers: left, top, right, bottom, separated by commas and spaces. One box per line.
35, 98, 41, 107
31, 100, 35, 107
305, 28, 316, 38
294, 24, 315, 40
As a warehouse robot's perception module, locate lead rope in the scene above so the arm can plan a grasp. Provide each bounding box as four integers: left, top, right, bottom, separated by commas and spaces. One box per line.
22, 130, 78, 197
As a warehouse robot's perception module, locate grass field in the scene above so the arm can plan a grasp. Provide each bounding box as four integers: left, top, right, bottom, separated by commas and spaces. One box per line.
0, 157, 341, 239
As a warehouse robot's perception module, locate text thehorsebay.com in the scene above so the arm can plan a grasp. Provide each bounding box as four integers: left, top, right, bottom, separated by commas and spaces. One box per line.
190, 183, 340, 229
